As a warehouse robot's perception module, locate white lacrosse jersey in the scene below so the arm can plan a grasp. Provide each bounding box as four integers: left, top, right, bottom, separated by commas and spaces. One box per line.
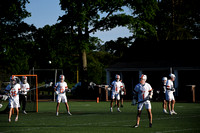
134, 83, 152, 102
55, 81, 68, 94
166, 80, 174, 94
5, 84, 21, 99
20, 83, 30, 95
111, 80, 123, 93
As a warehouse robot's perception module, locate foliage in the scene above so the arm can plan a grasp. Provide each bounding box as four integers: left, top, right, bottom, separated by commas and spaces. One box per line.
156, 0, 200, 40
0, 0, 33, 78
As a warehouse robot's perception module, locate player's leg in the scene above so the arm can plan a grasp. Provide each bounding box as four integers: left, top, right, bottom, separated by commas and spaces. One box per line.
120, 95, 124, 107
133, 110, 142, 128
147, 109, 152, 127
56, 95, 61, 116
110, 92, 115, 112
63, 95, 72, 115
15, 107, 19, 122
168, 100, 172, 115
145, 101, 152, 127
171, 100, 177, 114
65, 102, 72, 115
8, 108, 13, 122
133, 103, 143, 128
116, 94, 121, 112
110, 99, 114, 112
22, 95, 27, 114
114, 99, 117, 108
56, 102, 60, 116
163, 100, 168, 114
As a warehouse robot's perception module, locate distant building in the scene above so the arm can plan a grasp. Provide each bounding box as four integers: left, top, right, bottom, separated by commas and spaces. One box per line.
106, 40, 200, 101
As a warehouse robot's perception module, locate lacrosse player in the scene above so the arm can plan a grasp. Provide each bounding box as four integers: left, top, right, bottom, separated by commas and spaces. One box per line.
166, 74, 177, 115
133, 74, 153, 128
54, 75, 72, 116
19, 76, 30, 114
5, 76, 21, 122
161, 77, 168, 114
110, 75, 124, 112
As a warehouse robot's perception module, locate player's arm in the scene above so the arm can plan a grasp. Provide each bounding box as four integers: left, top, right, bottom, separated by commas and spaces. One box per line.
54, 83, 58, 92
148, 89, 153, 99
133, 86, 138, 100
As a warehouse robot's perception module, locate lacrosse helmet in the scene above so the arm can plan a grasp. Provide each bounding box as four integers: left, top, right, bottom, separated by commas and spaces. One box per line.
169, 73, 176, 79
10, 76, 17, 85
115, 74, 120, 79
162, 77, 167, 81
22, 76, 27, 83
59, 75, 65, 81
140, 74, 147, 81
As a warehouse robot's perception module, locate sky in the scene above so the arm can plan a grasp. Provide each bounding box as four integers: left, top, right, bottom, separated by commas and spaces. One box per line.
24, 0, 132, 43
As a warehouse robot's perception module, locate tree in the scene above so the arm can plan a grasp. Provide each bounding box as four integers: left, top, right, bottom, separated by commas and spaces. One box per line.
156, 0, 200, 40
59, 0, 132, 84
127, 0, 158, 40
0, 0, 33, 79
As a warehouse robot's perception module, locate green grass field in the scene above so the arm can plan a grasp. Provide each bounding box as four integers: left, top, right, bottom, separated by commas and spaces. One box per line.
0, 101, 200, 133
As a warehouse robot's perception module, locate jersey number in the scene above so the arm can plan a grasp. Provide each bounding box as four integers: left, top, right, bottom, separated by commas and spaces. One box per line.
60, 88, 65, 93
142, 91, 145, 100
11, 90, 17, 97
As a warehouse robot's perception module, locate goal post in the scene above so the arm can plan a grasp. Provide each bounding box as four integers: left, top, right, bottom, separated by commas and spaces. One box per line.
12, 74, 38, 112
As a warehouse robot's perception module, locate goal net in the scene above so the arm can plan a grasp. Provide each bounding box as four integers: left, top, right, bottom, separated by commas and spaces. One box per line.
12, 75, 38, 112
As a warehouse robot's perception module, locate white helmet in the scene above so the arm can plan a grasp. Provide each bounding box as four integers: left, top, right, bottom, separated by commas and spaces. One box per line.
169, 73, 176, 79
10, 76, 17, 85
22, 76, 27, 83
140, 74, 147, 81
115, 74, 120, 79
162, 77, 167, 81
59, 75, 65, 81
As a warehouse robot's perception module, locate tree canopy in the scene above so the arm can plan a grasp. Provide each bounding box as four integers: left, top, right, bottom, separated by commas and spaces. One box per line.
0, 0, 199, 86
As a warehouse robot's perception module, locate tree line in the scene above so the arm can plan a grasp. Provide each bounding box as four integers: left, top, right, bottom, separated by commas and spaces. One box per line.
0, 0, 199, 87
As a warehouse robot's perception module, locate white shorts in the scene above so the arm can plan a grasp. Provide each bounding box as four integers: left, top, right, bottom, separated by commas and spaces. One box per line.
166, 93, 175, 101
57, 94, 68, 103
111, 92, 120, 100
138, 100, 151, 111
9, 98, 20, 108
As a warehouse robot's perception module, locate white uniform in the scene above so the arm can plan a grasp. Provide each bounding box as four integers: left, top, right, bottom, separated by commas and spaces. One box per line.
134, 83, 152, 110
111, 80, 123, 100
121, 82, 125, 96
55, 81, 68, 103
166, 80, 175, 101
6, 84, 21, 108
20, 83, 30, 95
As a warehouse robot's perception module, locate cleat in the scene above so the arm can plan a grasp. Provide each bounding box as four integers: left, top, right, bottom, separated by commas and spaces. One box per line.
23, 110, 27, 114
15, 116, 18, 122
56, 112, 59, 116
133, 124, 139, 128
149, 123, 152, 128
163, 109, 168, 114
117, 108, 121, 112
110, 108, 113, 112
169, 111, 173, 115
8, 119, 11, 123
68, 111, 72, 116
172, 110, 177, 115
121, 105, 124, 108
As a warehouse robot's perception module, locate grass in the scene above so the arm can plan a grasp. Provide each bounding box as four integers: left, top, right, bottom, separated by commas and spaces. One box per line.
0, 101, 200, 133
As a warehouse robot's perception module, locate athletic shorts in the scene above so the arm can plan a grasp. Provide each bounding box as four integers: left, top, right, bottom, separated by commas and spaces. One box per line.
166, 93, 175, 101
57, 94, 68, 103
111, 92, 120, 100
138, 100, 151, 111
9, 98, 20, 108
